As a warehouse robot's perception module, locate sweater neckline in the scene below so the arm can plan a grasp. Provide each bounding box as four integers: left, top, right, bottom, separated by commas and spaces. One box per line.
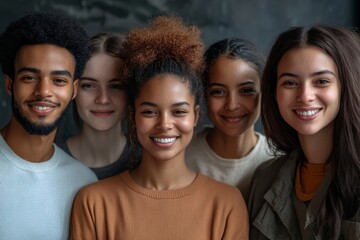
0, 135, 60, 172
121, 170, 207, 199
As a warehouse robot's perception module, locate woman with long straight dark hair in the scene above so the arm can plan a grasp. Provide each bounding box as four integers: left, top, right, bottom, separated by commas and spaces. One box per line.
248, 25, 360, 239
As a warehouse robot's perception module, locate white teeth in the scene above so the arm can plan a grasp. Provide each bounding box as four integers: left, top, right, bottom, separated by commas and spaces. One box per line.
296, 109, 319, 116
153, 137, 176, 143
33, 106, 51, 111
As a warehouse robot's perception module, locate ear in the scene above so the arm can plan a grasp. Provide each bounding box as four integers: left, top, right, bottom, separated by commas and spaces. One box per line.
194, 105, 200, 127
4, 75, 13, 96
72, 79, 79, 100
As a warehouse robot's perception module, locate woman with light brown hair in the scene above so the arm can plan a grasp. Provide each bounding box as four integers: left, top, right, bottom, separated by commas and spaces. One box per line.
58, 33, 131, 180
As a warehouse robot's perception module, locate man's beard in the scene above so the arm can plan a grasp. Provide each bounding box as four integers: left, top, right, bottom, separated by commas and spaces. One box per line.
12, 95, 70, 136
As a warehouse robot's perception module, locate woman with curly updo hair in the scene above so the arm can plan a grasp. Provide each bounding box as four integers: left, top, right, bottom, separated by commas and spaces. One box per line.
70, 15, 249, 239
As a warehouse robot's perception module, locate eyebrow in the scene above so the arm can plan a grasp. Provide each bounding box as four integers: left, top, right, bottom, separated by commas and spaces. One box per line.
17, 67, 72, 77
209, 81, 256, 87
80, 77, 123, 83
140, 101, 190, 107
278, 70, 336, 79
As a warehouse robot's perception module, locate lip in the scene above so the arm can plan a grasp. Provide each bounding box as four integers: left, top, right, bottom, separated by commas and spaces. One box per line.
90, 110, 115, 117
293, 107, 322, 120
220, 114, 246, 123
27, 101, 59, 115
151, 135, 178, 147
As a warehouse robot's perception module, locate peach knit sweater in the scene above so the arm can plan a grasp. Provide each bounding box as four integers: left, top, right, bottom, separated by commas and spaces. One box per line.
71, 171, 249, 240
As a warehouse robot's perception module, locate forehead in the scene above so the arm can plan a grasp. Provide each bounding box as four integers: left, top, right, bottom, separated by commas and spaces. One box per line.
136, 74, 194, 104
81, 53, 123, 81
15, 44, 76, 75
209, 56, 260, 84
278, 46, 337, 75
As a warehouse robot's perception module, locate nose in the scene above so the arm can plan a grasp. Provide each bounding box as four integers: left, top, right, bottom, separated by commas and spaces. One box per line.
296, 84, 315, 103
34, 79, 52, 98
95, 87, 111, 104
224, 92, 240, 111
156, 112, 173, 130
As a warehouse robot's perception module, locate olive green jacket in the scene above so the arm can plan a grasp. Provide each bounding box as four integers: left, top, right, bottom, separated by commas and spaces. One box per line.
247, 150, 360, 240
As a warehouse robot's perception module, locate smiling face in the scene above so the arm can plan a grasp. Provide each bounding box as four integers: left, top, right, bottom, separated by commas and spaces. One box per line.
206, 56, 261, 137
75, 53, 126, 131
276, 46, 341, 137
134, 74, 199, 162
6, 44, 77, 135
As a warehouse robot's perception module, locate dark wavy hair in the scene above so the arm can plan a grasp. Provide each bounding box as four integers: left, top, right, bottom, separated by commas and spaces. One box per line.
203, 38, 265, 95
120, 14, 205, 168
0, 11, 90, 80
261, 25, 360, 239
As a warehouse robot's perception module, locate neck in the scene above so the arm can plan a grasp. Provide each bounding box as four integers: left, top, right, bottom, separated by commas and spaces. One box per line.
1, 117, 56, 163
207, 127, 257, 159
130, 151, 196, 190
298, 124, 334, 164
67, 123, 126, 167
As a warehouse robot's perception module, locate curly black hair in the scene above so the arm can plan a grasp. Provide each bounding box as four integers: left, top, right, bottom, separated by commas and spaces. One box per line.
0, 11, 90, 80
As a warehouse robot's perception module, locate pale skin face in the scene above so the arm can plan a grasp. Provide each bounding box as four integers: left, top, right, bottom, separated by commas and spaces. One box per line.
135, 74, 199, 163
207, 56, 261, 138
276, 46, 341, 139
5, 44, 78, 134
75, 53, 126, 131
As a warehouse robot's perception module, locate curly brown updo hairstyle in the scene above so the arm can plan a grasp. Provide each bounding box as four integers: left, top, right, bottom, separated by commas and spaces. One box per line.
120, 15, 204, 81
121, 14, 205, 168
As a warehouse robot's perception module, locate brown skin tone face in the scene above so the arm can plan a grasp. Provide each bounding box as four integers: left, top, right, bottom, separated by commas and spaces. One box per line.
1, 44, 78, 162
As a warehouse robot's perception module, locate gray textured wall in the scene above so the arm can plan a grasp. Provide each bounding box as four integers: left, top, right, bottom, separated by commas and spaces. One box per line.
0, 0, 356, 130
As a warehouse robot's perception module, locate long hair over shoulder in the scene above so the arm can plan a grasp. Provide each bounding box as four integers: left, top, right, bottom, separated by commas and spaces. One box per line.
261, 25, 360, 239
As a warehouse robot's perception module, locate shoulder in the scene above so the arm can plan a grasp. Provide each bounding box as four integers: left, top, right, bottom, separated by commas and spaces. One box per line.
75, 173, 125, 201
199, 175, 248, 224
54, 145, 97, 181
253, 147, 290, 175
247, 155, 287, 196
199, 174, 244, 201
247, 153, 296, 216
254, 132, 274, 155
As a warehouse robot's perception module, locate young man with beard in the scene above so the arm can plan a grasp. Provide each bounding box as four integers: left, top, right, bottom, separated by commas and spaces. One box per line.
0, 12, 97, 239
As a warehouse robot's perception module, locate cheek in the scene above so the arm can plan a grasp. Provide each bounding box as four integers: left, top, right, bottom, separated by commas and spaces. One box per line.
75, 92, 92, 109
178, 117, 196, 134
56, 86, 75, 104
243, 95, 260, 111
13, 84, 31, 101
324, 91, 341, 117
207, 98, 223, 113
134, 114, 150, 136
